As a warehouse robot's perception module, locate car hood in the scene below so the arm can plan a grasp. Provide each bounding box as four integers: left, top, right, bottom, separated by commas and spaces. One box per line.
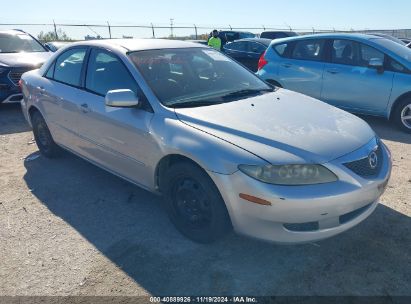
174, 89, 375, 164
0, 52, 51, 68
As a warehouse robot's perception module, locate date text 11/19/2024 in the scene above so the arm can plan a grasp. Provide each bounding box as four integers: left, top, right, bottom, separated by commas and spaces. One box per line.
150, 296, 258, 303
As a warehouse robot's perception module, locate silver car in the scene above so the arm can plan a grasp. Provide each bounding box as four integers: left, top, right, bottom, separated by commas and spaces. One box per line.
20, 39, 391, 244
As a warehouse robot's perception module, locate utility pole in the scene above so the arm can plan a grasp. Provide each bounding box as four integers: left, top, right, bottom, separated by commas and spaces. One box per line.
170, 18, 174, 38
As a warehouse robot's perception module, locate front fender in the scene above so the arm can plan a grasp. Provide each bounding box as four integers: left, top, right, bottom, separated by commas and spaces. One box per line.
150, 115, 268, 175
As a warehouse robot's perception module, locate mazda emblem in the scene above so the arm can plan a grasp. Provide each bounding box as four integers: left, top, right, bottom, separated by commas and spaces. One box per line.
368, 151, 378, 169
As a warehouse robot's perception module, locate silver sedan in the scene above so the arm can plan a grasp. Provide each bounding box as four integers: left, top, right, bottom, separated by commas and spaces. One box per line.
20, 39, 391, 243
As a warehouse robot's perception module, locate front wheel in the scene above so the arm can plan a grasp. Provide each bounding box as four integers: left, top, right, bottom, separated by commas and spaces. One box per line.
392, 99, 411, 133
31, 111, 61, 158
163, 162, 232, 243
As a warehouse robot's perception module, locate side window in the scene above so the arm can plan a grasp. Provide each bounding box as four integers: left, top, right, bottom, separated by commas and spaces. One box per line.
249, 42, 266, 54
359, 44, 385, 67
86, 49, 138, 96
291, 39, 325, 61
331, 40, 359, 66
45, 62, 55, 79
54, 48, 87, 87
273, 43, 289, 57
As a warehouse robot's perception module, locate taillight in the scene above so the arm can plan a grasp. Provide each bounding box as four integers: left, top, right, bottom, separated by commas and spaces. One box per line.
257, 51, 268, 71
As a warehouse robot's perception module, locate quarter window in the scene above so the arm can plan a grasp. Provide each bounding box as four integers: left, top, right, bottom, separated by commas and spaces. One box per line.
86, 49, 138, 96
291, 39, 325, 61
54, 48, 87, 87
45, 62, 55, 78
273, 43, 288, 57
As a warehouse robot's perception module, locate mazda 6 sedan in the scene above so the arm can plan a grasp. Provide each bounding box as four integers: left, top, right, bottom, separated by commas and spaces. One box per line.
20, 39, 391, 244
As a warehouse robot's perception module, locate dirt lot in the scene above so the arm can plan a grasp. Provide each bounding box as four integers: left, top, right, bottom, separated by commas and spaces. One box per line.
0, 103, 410, 296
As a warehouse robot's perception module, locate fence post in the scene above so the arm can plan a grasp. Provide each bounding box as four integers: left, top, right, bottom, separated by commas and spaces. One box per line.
107, 21, 112, 39
194, 24, 198, 39
53, 20, 58, 40
151, 23, 155, 38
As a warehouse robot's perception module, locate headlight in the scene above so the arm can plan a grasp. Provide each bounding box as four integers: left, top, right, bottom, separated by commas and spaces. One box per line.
238, 164, 338, 185
0, 67, 8, 74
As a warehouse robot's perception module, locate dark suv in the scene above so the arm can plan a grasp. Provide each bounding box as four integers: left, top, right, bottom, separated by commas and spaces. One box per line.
260, 31, 298, 40
0, 30, 51, 104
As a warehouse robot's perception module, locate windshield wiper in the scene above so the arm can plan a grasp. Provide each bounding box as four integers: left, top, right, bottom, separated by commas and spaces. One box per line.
170, 100, 223, 108
221, 88, 274, 100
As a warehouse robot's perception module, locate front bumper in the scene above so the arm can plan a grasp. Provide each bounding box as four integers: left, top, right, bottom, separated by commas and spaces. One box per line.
209, 140, 392, 244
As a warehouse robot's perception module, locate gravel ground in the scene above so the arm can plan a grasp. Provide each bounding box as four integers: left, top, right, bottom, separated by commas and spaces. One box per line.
0, 103, 410, 296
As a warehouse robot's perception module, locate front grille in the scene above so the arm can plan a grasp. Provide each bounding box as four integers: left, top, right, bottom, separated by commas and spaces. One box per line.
8, 68, 33, 86
284, 221, 319, 232
344, 144, 383, 178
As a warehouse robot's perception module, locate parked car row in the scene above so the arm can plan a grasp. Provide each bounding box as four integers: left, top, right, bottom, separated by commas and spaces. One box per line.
256, 33, 411, 133
19, 38, 391, 244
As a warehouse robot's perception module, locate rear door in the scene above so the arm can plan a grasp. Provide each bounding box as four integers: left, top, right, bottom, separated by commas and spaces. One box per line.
277, 38, 326, 99
321, 39, 394, 114
40, 47, 88, 148
75, 48, 155, 188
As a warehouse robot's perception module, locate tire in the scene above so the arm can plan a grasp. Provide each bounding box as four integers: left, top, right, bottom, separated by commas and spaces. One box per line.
162, 162, 232, 243
31, 111, 61, 158
392, 98, 411, 133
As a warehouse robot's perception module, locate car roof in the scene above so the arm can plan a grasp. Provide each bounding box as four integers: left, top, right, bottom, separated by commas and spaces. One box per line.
67, 38, 206, 52
272, 32, 386, 42
228, 38, 272, 45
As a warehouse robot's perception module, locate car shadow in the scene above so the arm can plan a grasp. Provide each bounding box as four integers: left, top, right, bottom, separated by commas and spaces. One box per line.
23, 151, 411, 296
0, 103, 31, 135
360, 115, 411, 145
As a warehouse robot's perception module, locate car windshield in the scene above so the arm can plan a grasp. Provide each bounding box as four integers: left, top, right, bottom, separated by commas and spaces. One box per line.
372, 38, 411, 62
0, 33, 46, 53
128, 48, 273, 107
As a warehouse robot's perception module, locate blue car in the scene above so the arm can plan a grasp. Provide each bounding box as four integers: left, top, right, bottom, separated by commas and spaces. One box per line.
257, 33, 411, 133
0, 30, 51, 104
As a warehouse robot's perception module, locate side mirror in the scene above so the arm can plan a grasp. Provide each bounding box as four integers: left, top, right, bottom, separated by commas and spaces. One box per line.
368, 58, 384, 73
105, 89, 140, 108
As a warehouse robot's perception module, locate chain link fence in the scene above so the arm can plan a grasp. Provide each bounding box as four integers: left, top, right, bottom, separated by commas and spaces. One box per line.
1, 22, 410, 41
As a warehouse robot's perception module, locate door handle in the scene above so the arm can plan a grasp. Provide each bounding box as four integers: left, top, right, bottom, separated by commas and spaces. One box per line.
80, 103, 90, 113
281, 63, 292, 68
326, 69, 339, 74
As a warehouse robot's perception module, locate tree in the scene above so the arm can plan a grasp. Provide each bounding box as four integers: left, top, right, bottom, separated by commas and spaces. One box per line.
37, 29, 72, 42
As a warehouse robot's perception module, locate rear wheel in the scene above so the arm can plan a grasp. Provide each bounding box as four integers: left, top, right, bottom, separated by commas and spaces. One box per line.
162, 162, 231, 243
31, 111, 61, 158
392, 98, 411, 133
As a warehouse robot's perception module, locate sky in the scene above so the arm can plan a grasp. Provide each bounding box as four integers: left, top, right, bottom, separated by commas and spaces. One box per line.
1, 0, 410, 39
